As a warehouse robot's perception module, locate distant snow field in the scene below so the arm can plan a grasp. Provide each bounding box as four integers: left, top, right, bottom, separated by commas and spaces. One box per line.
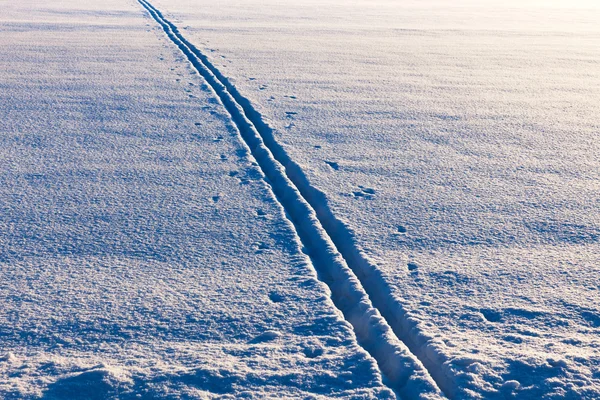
1, 0, 599, 399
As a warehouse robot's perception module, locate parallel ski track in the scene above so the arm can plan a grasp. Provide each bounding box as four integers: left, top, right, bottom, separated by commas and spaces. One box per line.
138, 1, 449, 398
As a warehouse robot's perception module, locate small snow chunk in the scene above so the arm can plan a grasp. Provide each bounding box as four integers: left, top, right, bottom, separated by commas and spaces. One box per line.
547, 358, 568, 368
467, 362, 483, 373
502, 380, 521, 391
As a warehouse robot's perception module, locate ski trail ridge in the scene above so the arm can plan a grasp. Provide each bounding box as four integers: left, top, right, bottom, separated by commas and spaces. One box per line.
138, 1, 449, 398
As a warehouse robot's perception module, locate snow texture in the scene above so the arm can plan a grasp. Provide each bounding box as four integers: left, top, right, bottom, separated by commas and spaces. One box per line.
0, 1, 394, 398
2, 0, 600, 399
147, 0, 600, 398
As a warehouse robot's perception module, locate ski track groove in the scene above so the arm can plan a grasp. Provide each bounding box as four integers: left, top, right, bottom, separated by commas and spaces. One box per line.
138, 1, 448, 398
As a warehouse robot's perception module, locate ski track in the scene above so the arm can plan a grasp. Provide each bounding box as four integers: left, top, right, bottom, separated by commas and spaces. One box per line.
138, 0, 447, 398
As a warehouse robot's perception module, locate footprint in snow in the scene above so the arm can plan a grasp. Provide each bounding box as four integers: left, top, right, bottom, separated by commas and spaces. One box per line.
397, 225, 408, 234
302, 339, 324, 358
235, 148, 248, 159
324, 161, 339, 171
255, 242, 270, 252
269, 292, 284, 303
407, 262, 419, 271
362, 187, 375, 194
581, 311, 600, 327
352, 186, 376, 199
249, 330, 281, 344
480, 308, 503, 323
303, 345, 324, 359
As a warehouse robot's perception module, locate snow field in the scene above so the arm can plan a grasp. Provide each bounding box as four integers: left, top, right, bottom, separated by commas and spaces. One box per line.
0, 1, 397, 398
147, 0, 600, 397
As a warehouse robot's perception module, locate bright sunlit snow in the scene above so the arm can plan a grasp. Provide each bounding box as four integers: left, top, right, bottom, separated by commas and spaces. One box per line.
1, 0, 599, 399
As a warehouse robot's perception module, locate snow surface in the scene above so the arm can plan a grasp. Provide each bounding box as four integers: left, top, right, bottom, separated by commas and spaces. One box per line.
0, 1, 395, 398
2, 0, 600, 399
145, 0, 600, 398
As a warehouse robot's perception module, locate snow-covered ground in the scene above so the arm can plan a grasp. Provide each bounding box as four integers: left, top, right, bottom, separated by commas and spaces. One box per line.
2, 0, 600, 399
145, 0, 600, 398
0, 1, 396, 398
